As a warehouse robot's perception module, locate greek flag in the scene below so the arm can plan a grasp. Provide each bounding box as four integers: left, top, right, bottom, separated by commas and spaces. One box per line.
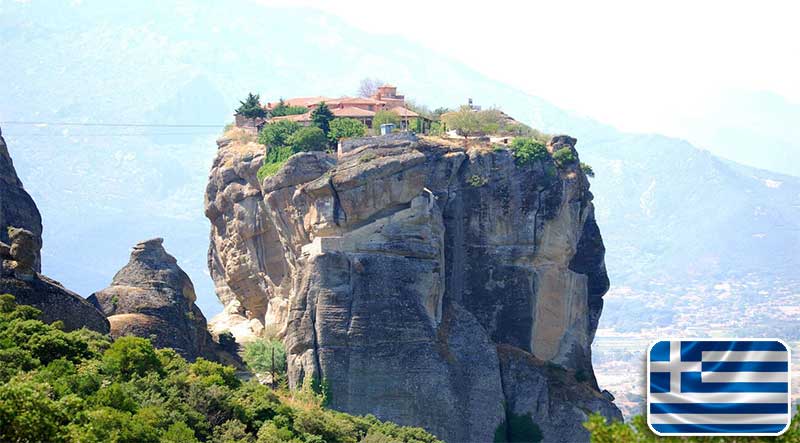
647, 339, 791, 436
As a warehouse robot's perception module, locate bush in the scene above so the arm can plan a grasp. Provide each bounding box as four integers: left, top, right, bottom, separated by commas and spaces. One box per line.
287, 126, 327, 152
328, 118, 367, 143
580, 162, 595, 178
467, 175, 488, 187
494, 413, 543, 443
258, 120, 300, 148
552, 147, 578, 167
510, 137, 549, 165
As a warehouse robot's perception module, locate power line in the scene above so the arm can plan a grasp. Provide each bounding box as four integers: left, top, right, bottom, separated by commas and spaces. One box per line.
6, 132, 220, 137
0, 121, 224, 128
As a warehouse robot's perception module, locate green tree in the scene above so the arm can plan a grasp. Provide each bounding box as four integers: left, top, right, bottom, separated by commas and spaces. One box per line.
441, 106, 502, 138
287, 126, 327, 152
258, 120, 300, 147
373, 110, 401, 129
269, 99, 307, 117
235, 93, 267, 119
311, 102, 335, 134
243, 338, 286, 376
102, 336, 163, 379
328, 118, 367, 143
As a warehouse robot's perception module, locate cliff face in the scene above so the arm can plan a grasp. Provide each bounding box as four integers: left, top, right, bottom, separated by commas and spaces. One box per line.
89, 238, 237, 364
0, 127, 109, 333
206, 132, 620, 442
0, 127, 42, 271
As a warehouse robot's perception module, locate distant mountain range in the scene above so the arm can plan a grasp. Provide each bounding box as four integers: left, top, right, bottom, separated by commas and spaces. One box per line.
1, 0, 798, 323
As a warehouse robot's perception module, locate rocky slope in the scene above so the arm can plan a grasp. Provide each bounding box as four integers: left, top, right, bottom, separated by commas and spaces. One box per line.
206, 132, 620, 442
88, 238, 237, 364
0, 127, 109, 333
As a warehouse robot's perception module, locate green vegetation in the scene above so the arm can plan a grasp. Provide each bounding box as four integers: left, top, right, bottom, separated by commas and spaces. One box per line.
0, 294, 440, 443
373, 110, 401, 130
580, 162, 595, 178
258, 120, 301, 148
235, 93, 267, 119
328, 118, 367, 143
269, 99, 308, 117
509, 137, 549, 165
441, 106, 502, 138
552, 147, 578, 167
311, 102, 335, 135
494, 413, 543, 443
243, 338, 286, 378
256, 122, 327, 181
428, 121, 444, 136
467, 175, 488, 187
287, 126, 327, 152
584, 412, 800, 442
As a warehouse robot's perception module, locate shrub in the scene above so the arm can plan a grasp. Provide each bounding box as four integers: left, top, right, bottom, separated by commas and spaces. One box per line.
580, 162, 595, 177
328, 118, 367, 143
428, 121, 444, 136
287, 126, 327, 152
552, 147, 578, 167
258, 120, 300, 147
467, 175, 488, 187
510, 137, 548, 165
235, 93, 266, 119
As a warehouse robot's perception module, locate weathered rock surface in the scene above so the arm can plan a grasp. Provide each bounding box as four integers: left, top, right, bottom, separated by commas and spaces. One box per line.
206, 133, 621, 442
0, 127, 108, 333
0, 127, 42, 271
89, 238, 237, 364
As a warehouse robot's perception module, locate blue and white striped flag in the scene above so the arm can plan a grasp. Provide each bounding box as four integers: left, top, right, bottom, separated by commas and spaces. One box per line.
647, 339, 791, 436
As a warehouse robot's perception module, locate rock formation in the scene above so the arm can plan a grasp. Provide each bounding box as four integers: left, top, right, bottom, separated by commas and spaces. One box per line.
0, 127, 42, 271
206, 132, 621, 442
88, 238, 237, 364
0, 127, 109, 333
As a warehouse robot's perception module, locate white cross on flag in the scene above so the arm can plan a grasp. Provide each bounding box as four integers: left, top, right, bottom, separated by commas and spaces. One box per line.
647, 339, 791, 436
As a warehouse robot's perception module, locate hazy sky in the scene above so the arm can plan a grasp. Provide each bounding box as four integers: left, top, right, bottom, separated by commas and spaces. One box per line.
264, 0, 799, 146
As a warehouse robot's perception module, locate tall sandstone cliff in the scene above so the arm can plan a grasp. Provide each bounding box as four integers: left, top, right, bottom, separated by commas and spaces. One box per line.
206, 131, 621, 442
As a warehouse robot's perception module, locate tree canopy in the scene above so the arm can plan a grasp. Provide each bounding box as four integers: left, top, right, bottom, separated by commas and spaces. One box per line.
0, 294, 441, 443
441, 106, 503, 138
311, 102, 335, 135
235, 93, 267, 119
269, 99, 307, 117
328, 118, 367, 143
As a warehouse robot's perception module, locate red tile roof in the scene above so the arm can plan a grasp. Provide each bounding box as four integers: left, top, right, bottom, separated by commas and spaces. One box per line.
332, 107, 376, 118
